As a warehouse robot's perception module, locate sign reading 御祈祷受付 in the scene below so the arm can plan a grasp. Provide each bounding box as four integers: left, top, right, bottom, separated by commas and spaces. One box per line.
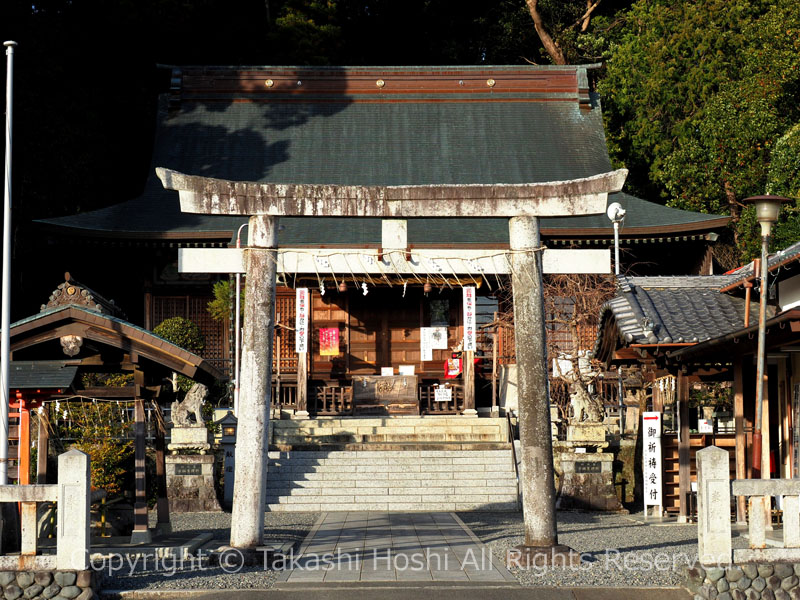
643, 411, 663, 514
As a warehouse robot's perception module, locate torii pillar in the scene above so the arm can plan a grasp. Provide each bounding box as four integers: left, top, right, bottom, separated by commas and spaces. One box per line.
157, 167, 627, 553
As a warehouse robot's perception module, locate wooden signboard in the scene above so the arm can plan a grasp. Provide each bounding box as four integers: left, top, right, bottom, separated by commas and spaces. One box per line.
352, 375, 418, 415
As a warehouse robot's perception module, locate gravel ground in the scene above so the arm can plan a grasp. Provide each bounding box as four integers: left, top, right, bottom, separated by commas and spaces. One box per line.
101, 509, 745, 590
99, 511, 319, 591
459, 510, 747, 588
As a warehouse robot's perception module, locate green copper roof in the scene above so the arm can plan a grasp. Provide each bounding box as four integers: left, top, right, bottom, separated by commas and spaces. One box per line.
39, 65, 727, 241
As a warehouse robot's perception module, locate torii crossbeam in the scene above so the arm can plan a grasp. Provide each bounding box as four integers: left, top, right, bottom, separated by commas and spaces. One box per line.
157, 167, 627, 560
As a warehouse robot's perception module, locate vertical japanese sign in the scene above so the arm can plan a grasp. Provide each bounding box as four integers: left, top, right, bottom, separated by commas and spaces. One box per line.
463, 286, 476, 352
295, 288, 309, 353
319, 327, 339, 356
643, 411, 663, 511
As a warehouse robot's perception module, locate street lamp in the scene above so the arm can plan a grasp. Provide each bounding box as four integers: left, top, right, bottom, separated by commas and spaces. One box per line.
744, 195, 792, 480
606, 202, 626, 276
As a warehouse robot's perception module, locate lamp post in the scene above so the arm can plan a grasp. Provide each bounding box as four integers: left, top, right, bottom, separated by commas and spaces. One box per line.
744, 195, 791, 480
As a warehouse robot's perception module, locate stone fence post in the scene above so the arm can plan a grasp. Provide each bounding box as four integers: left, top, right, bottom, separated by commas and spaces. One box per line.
57, 449, 90, 571
696, 446, 732, 566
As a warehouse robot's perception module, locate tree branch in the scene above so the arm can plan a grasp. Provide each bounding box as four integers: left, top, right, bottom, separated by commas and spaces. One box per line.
524, 0, 567, 65
574, 0, 603, 33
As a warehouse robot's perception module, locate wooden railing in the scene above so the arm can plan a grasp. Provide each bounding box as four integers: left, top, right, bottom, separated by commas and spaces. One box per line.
312, 385, 354, 415
300, 382, 467, 416
270, 378, 297, 410
420, 383, 463, 415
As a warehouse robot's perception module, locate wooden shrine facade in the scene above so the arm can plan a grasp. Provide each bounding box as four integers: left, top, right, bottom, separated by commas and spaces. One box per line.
269, 283, 504, 416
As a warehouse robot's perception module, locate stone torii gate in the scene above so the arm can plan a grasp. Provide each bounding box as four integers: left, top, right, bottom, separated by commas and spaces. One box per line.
156, 167, 627, 557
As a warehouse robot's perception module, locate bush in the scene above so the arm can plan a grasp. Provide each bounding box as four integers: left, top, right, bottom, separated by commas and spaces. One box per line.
153, 317, 205, 354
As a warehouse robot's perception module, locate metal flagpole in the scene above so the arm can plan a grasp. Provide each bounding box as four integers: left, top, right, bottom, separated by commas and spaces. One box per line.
1, 41, 18, 485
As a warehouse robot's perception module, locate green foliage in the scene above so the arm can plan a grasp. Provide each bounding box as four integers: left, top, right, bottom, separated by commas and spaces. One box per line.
207, 279, 244, 322
153, 317, 205, 354
735, 123, 800, 261
53, 403, 133, 498
597, 0, 800, 241
153, 317, 206, 392
767, 123, 800, 199
80, 373, 134, 388
272, 1, 342, 65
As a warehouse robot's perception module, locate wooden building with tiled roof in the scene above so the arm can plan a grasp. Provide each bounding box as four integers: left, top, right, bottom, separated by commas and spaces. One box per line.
594, 245, 800, 520
36, 65, 730, 418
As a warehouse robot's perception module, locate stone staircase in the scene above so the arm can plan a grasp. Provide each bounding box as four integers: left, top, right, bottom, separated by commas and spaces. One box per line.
265, 448, 519, 512
265, 416, 518, 512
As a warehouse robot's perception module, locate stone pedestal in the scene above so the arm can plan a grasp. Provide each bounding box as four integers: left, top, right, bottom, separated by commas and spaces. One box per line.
566, 422, 606, 444
168, 426, 211, 453
554, 449, 623, 512
165, 455, 221, 512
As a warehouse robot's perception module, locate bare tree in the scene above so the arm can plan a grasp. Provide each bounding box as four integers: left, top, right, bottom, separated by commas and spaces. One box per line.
543, 272, 617, 422
495, 271, 617, 424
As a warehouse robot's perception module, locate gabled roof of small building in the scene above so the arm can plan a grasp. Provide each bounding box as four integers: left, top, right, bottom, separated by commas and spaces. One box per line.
38, 65, 728, 244
593, 275, 767, 363
720, 239, 800, 291
10, 305, 223, 383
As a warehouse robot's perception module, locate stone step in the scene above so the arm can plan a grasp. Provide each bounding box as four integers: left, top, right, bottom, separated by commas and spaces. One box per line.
265, 500, 520, 512
268, 455, 513, 466
272, 417, 506, 428
270, 442, 512, 452
266, 477, 515, 488
272, 433, 500, 446
271, 417, 509, 445
261, 448, 519, 512
265, 485, 519, 496
268, 464, 513, 473
273, 425, 503, 435
267, 449, 512, 458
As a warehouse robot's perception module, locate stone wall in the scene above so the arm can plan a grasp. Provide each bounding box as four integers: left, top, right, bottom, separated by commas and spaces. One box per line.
0, 570, 96, 600
684, 563, 800, 600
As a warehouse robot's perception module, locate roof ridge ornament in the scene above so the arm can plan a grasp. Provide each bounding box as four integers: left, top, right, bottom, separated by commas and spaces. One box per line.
41, 272, 126, 319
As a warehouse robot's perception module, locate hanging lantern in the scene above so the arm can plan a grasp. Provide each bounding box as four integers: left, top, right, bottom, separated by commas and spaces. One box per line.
423, 282, 432, 294
338, 281, 347, 292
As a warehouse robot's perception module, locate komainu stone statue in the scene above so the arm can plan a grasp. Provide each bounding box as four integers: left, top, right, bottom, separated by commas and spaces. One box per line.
171, 383, 208, 427
569, 383, 602, 423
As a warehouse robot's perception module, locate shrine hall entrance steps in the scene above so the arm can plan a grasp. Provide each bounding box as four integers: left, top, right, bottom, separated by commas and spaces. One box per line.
265, 447, 519, 512
270, 416, 508, 448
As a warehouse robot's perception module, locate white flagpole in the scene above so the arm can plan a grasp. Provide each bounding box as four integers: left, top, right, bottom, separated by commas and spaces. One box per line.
1, 41, 18, 485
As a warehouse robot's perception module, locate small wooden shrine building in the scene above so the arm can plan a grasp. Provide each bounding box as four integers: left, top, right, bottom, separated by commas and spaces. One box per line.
7, 274, 223, 537
594, 241, 800, 520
